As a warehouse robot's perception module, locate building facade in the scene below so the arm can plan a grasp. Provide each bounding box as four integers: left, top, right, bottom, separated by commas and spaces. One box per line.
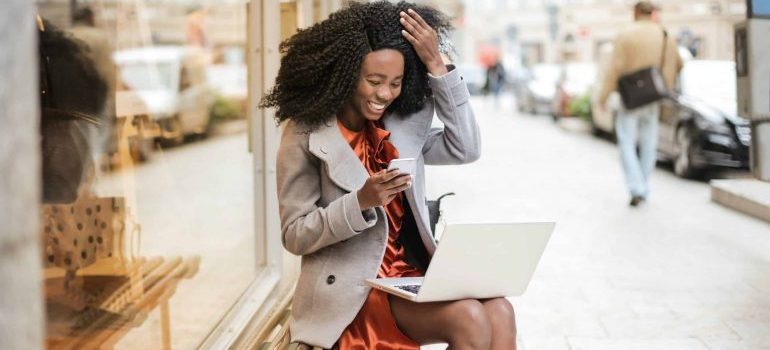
464, 0, 746, 66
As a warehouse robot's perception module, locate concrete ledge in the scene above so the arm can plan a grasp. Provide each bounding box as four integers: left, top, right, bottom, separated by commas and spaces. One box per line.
710, 179, 770, 223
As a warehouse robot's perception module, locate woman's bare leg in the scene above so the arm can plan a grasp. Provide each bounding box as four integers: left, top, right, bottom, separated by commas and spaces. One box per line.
481, 298, 517, 350
389, 296, 492, 350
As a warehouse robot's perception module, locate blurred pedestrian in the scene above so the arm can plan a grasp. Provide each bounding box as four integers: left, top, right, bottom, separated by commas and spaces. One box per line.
597, 1, 682, 207
484, 58, 506, 106
185, 6, 208, 48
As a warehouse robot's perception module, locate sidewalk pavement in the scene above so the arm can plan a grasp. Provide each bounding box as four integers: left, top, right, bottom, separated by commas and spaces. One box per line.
421, 95, 770, 350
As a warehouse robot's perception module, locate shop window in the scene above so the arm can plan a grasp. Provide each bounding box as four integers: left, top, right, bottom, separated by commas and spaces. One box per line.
35, 0, 275, 348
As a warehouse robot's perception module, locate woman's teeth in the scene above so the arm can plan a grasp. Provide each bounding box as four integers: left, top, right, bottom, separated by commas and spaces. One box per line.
368, 101, 386, 111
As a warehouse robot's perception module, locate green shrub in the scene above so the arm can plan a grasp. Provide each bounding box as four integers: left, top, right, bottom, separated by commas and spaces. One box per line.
210, 95, 243, 123
568, 93, 592, 122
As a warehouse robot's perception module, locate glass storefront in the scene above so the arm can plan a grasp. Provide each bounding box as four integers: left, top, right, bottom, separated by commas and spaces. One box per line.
35, 0, 267, 348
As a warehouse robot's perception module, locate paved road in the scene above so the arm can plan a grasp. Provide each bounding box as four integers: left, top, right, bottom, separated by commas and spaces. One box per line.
422, 96, 770, 350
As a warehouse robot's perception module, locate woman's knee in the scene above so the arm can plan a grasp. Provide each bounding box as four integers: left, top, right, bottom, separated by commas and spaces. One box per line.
485, 298, 516, 326
446, 300, 492, 349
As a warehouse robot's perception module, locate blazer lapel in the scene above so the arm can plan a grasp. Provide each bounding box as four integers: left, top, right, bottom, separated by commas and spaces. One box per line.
382, 110, 432, 159
307, 109, 433, 193
308, 120, 369, 193
382, 109, 433, 210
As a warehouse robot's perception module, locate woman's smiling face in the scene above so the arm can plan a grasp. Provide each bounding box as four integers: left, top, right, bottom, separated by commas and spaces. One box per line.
341, 49, 405, 130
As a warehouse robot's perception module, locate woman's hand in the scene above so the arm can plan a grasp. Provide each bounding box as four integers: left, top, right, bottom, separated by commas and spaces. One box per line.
400, 9, 447, 76
357, 169, 412, 210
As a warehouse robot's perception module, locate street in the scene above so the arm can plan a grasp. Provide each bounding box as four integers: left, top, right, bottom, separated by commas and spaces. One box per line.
423, 95, 770, 350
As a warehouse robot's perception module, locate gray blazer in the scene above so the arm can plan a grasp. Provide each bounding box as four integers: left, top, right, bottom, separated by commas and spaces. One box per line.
276, 67, 480, 348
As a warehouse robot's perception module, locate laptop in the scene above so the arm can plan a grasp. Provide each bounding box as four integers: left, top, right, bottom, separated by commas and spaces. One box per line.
365, 222, 554, 303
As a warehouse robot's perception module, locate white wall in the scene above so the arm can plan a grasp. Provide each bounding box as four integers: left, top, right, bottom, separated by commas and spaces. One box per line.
0, 1, 45, 349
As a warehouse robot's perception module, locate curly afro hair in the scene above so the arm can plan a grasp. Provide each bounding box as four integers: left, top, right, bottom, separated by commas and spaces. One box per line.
38, 19, 108, 203
260, 1, 453, 130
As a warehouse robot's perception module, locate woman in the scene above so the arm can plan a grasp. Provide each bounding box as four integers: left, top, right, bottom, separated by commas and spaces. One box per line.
261, 2, 517, 349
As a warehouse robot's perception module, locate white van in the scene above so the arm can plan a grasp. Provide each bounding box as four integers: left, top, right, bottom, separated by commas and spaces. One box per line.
114, 46, 214, 147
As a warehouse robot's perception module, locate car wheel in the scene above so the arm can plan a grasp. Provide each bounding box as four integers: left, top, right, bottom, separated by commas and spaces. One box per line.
128, 135, 154, 163
159, 116, 185, 147
673, 126, 701, 178
590, 117, 602, 136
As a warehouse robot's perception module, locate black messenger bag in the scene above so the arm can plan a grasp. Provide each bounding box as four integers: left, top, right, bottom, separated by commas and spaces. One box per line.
617, 30, 669, 110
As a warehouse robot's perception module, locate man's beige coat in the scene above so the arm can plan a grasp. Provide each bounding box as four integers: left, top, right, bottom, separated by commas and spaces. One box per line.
597, 19, 684, 107
276, 68, 480, 348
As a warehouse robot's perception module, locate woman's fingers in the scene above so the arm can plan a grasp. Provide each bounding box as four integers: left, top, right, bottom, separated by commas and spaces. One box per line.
401, 29, 417, 45
383, 174, 412, 191
400, 11, 424, 34
406, 8, 430, 30
399, 8, 442, 74
399, 15, 420, 35
399, 14, 422, 46
383, 184, 408, 205
386, 181, 412, 196
365, 169, 412, 208
361, 169, 413, 209
378, 168, 403, 183
371, 169, 391, 183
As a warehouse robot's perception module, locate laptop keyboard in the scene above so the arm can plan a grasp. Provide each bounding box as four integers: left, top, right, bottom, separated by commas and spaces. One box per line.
395, 284, 421, 294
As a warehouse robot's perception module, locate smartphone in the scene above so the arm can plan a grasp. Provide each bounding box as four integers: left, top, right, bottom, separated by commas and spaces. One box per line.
387, 158, 416, 176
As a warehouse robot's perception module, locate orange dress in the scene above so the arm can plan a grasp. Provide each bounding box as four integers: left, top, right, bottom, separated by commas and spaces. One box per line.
335, 119, 423, 350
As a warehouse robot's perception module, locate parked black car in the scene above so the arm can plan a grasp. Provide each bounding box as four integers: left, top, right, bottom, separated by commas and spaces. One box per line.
658, 60, 751, 178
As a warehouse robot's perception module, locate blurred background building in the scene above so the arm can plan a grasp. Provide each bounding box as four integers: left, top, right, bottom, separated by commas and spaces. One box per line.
462, 0, 745, 67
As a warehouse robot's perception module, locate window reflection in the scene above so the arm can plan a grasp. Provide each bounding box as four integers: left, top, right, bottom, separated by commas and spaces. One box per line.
36, 1, 253, 348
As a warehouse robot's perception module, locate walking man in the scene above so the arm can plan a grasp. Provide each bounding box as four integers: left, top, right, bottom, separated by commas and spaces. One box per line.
484, 57, 506, 107
597, 1, 683, 206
